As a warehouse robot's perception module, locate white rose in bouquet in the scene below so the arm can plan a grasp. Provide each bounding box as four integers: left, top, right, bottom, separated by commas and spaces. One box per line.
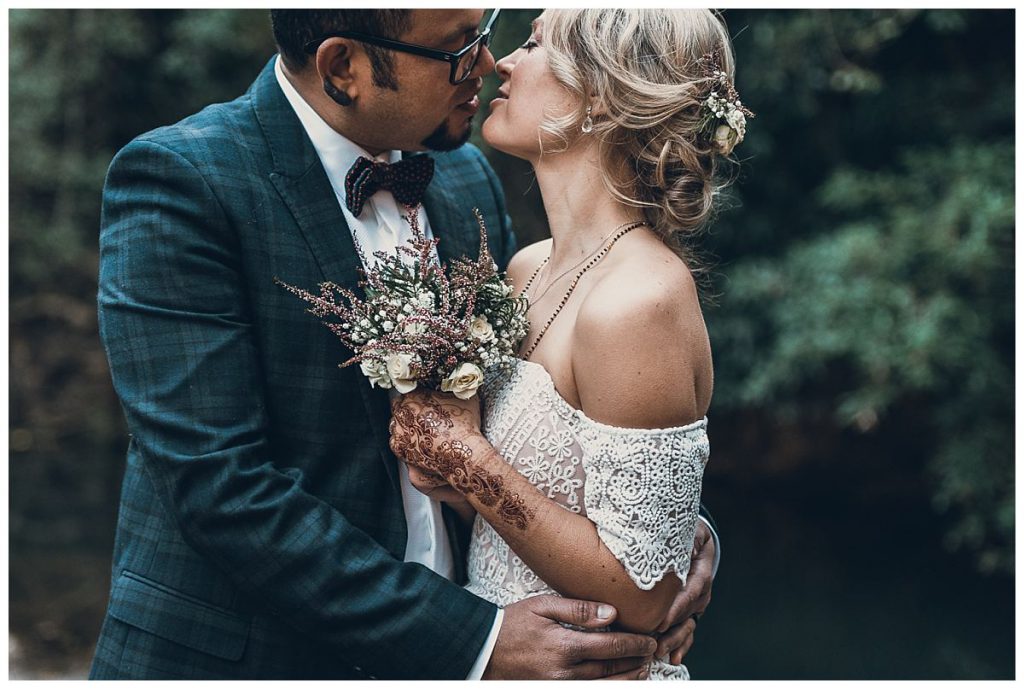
387, 352, 418, 393
441, 362, 485, 400
360, 358, 392, 389
469, 315, 496, 343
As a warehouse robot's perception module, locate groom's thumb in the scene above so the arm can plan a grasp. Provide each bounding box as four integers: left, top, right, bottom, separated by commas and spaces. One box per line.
531, 596, 617, 629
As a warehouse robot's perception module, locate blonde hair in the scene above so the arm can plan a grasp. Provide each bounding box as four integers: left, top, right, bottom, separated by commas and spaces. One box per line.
540, 9, 739, 253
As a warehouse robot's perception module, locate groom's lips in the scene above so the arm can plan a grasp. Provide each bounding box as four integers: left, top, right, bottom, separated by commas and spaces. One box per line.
456, 94, 480, 115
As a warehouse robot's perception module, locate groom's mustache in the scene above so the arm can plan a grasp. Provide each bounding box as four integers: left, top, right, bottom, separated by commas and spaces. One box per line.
454, 78, 484, 104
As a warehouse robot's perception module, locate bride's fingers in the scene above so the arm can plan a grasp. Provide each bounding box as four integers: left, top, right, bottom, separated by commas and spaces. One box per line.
655, 617, 696, 659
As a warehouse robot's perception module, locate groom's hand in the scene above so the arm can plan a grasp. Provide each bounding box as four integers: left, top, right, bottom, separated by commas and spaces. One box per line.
652, 520, 715, 664
483, 595, 657, 680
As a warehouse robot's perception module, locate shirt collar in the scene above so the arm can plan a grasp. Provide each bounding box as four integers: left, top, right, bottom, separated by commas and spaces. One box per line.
274, 55, 400, 197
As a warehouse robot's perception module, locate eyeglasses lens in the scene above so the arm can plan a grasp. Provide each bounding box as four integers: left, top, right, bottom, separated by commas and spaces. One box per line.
456, 43, 480, 83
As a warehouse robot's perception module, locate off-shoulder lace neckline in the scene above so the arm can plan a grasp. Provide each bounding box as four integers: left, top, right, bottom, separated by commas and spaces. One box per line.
513, 358, 708, 436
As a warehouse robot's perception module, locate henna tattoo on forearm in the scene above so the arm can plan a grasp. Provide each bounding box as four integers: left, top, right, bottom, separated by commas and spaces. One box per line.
389, 397, 536, 530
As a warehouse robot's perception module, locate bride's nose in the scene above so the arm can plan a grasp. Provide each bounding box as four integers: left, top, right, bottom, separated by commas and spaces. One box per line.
495, 53, 515, 82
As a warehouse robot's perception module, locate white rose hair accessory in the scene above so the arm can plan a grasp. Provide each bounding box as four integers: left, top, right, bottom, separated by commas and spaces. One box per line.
697, 51, 754, 156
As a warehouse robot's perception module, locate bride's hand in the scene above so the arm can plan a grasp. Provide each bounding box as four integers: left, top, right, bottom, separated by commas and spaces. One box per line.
388, 388, 483, 485
389, 390, 482, 523
406, 464, 477, 523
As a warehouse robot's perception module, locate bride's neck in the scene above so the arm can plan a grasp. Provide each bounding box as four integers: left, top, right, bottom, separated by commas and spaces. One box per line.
534, 146, 641, 271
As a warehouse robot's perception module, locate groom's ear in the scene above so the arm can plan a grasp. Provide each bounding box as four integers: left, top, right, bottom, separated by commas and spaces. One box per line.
315, 38, 362, 103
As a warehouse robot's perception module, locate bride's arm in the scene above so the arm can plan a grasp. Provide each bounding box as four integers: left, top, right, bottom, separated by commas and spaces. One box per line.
391, 391, 677, 634
397, 241, 555, 526
391, 265, 710, 634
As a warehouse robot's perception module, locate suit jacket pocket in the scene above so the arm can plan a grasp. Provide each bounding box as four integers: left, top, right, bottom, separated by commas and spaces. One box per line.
109, 570, 251, 661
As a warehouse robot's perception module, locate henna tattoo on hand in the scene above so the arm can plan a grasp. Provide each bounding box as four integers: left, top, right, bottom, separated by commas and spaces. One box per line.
390, 396, 536, 530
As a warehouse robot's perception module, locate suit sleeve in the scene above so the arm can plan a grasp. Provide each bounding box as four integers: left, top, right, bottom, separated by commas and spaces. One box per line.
97, 138, 497, 680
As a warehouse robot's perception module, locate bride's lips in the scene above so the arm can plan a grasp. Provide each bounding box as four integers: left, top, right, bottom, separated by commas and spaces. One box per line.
457, 94, 480, 114
490, 88, 510, 109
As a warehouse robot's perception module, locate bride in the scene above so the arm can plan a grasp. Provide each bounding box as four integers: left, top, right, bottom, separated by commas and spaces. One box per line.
390, 8, 749, 680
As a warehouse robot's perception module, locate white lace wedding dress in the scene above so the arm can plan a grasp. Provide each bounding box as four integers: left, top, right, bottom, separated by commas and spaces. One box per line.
465, 358, 710, 680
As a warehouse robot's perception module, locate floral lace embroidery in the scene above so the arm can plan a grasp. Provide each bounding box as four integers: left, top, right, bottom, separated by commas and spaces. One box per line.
465, 359, 709, 681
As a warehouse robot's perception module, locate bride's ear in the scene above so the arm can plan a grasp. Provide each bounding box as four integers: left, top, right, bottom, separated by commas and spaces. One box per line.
315, 39, 360, 105
585, 95, 607, 118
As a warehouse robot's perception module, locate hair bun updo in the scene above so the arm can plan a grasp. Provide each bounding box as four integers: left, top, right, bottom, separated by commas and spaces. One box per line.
539, 9, 748, 255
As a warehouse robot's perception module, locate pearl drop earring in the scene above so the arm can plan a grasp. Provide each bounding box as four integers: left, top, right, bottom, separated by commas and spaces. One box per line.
581, 105, 594, 134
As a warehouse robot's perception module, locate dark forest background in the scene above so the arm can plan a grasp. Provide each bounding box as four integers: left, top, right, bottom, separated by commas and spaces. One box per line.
8, 9, 1014, 679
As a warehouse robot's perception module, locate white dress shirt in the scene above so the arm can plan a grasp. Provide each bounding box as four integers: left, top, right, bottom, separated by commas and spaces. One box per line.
274, 56, 502, 679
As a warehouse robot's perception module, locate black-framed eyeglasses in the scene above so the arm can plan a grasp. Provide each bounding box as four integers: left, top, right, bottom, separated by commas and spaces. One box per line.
303, 9, 501, 85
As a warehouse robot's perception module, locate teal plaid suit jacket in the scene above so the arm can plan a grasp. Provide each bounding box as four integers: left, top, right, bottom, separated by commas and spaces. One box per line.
90, 57, 513, 680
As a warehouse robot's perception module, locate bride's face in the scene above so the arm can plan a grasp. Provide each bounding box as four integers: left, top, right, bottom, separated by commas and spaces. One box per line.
482, 14, 578, 162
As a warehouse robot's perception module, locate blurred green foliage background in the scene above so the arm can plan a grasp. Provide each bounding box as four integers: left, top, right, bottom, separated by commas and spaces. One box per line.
8, 8, 1014, 679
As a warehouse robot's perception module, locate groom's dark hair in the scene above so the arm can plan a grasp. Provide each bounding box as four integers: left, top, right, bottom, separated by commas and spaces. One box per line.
271, 10, 413, 90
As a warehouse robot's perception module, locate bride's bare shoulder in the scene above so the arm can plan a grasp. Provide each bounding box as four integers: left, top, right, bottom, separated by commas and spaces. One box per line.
506, 238, 552, 289
580, 245, 701, 330
571, 246, 710, 428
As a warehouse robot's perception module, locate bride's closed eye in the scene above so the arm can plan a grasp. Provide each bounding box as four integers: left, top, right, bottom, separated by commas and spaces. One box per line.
520, 39, 539, 52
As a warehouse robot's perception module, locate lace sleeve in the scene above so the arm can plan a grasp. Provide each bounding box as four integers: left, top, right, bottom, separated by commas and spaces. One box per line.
578, 419, 710, 591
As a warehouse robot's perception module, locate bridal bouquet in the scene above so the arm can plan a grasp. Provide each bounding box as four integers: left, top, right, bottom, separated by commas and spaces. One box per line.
276, 209, 528, 400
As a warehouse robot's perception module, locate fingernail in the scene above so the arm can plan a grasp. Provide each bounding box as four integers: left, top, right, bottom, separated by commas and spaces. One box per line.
597, 604, 614, 620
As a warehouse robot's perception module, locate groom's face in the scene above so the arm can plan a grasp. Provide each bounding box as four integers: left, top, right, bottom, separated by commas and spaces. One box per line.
351, 9, 495, 153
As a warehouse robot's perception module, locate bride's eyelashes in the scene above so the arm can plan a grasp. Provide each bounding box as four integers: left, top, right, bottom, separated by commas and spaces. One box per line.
520, 39, 539, 52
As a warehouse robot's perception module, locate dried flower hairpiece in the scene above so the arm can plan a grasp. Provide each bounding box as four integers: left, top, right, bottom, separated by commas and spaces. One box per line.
697, 51, 754, 156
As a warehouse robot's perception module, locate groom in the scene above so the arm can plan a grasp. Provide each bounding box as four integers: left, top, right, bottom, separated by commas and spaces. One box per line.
90, 9, 716, 679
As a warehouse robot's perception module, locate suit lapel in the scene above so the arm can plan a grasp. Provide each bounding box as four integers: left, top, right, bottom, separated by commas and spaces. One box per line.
252, 58, 399, 490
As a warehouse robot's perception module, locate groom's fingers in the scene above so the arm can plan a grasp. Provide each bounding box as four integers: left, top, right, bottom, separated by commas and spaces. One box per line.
655, 616, 697, 659
529, 595, 622, 629
578, 656, 651, 680
573, 631, 658, 661
670, 631, 695, 666
656, 537, 715, 633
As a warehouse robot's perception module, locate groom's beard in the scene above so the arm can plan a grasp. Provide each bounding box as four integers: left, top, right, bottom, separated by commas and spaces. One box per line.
421, 116, 473, 152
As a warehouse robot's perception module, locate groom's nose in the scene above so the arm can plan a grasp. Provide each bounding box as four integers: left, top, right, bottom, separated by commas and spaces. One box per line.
472, 44, 497, 79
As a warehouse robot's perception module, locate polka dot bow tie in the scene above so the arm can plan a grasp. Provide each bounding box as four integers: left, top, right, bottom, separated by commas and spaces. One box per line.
343, 154, 435, 217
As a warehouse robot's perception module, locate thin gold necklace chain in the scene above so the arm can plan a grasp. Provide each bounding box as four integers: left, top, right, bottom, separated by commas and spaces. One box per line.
521, 220, 647, 360
522, 220, 642, 305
